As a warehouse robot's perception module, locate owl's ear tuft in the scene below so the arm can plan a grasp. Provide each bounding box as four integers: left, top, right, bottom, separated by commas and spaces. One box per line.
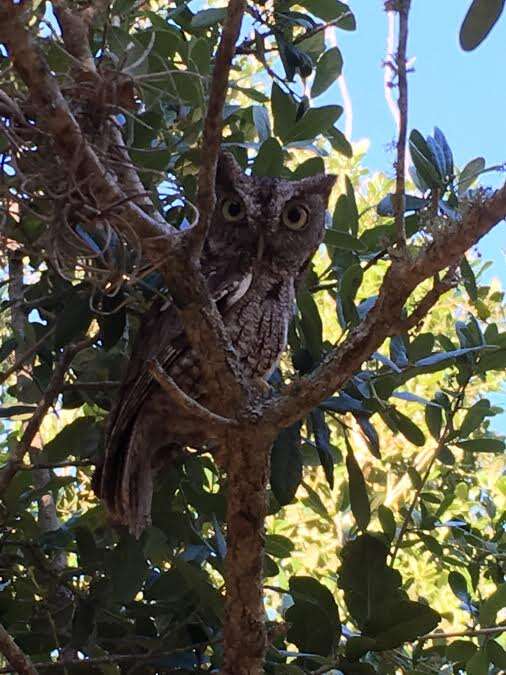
298, 173, 337, 201
216, 151, 244, 189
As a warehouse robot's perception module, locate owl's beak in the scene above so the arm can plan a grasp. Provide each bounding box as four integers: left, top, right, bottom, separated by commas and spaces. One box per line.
256, 232, 265, 261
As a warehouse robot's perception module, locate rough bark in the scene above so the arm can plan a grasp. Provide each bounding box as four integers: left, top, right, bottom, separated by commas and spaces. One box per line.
223, 430, 275, 675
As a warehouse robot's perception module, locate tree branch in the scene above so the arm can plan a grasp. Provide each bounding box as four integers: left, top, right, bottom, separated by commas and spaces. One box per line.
390, 0, 411, 251
0, 4, 174, 251
0, 0, 245, 419
0, 335, 96, 495
419, 625, 506, 641
265, 183, 506, 428
191, 0, 247, 257
148, 359, 238, 433
0, 624, 38, 675
394, 265, 458, 332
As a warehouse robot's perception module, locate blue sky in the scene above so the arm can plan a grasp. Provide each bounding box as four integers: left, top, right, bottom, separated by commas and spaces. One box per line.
327, 2, 505, 431
332, 2, 505, 284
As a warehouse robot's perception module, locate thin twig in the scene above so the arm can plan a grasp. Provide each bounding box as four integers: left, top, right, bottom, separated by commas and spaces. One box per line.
0, 638, 218, 673
17, 459, 94, 470
0, 335, 97, 495
394, 265, 458, 332
389, 377, 469, 565
390, 0, 411, 251
191, 0, 247, 257
0, 327, 56, 389
61, 380, 120, 391
148, 359, 238, 432
419, 625, 506, 641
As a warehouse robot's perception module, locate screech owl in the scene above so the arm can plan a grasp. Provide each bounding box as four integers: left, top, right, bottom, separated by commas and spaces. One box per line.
94, 152, 336, 536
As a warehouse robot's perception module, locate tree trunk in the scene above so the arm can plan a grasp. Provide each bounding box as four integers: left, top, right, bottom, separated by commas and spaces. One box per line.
223, 431, 272, 675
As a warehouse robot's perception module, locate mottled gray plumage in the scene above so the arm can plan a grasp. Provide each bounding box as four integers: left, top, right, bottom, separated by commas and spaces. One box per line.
94, 153, 336, 536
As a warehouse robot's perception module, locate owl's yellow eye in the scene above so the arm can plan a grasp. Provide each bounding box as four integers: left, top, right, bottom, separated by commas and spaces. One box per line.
222, 197, 246, 222
282, 202, 309, 230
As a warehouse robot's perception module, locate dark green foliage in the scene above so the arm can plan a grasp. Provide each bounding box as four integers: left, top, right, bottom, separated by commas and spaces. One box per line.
0, 2, 504, 673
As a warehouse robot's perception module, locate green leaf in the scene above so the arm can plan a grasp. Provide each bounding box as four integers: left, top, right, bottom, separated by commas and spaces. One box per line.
297, 286, 323, 360
271, 83, 298, 140
459, 400, 490, 437
292, 156, 325, 179
131, 146, 173, 170
285, 105, 343, 143
265, 534, 295, 558
456, 438, 504, 453
190, 7, 227, 28
425, 403, 443, 440
370, 600, 441, 649
460, 256, 478, 301
458, 156, 486, 193
311, 47, 343, 97
302, 482, 332, 520
252, 105, 271, 142
339, 534, 404, 628
479, 583, 506, 625
325, 229, 366, 251
270, 424, 303, 505
340, 263, 363, 316
54, 293, 93, 349
434, 127, 454, 177
0, 404, 36, 418
409, 129, 444, 188
459, 0, 505, 50
344, 176, 359, 235
190, 37, 211, 74
299, 0, 356, 28
346, 448, 370, 531
448, 571, 470, 603
446, 640, 477, 663
252, 137, 283, 177
328, 126, 353, 157
377, 193, 428, 217
71, 599, 96, 648
311, 409, 335, 488
45, 416, 102, 462
107, 535, 148, 602
414, 346, 490, 368
286, 576, 341, 656
355, 415, 381, 459
466, 649, 490, 675
378, 505, 396, 541
394, 410, 426, 447
487, 640, 506, 669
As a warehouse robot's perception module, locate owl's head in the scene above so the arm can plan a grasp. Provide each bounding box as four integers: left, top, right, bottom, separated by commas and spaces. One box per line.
207, 152, 336, 278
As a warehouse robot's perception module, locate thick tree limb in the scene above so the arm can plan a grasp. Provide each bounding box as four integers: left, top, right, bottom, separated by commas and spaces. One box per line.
265, 184, 506, 428
0, 624, 38, 675
222, 431, 274, 675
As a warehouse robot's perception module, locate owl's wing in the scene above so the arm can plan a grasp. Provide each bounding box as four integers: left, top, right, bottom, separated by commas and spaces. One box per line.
94, 265, 252, 513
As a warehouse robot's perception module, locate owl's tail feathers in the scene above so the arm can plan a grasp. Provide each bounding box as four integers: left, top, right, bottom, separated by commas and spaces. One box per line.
92, 416, 155, 539
92, 421, 184, 539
